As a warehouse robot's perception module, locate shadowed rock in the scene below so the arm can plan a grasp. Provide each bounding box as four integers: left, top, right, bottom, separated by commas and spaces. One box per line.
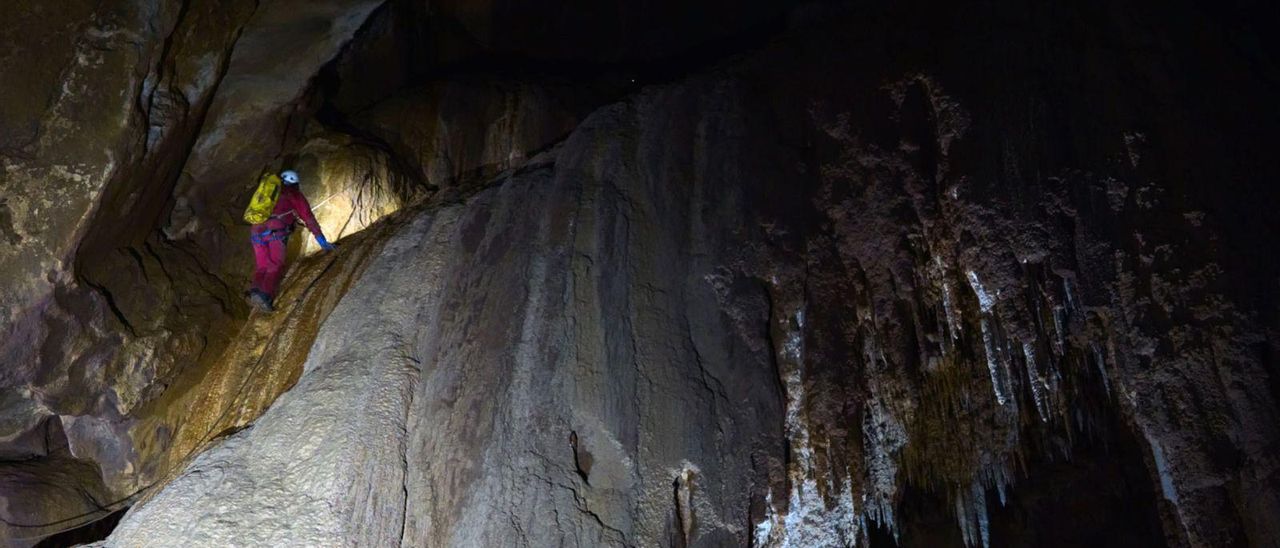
4, 1, 1279, 546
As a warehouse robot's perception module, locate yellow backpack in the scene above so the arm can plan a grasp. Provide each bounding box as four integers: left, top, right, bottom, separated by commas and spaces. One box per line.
243, 172, 283, 224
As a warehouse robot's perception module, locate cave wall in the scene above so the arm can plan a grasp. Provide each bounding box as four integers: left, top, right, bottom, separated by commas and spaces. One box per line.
350, 78, 606, 192
3, 0, 1279, 546
0, 1, 812, 544
0, 1, 394, 540
1, 0, 259, 499
96, 1, 1280, 546
159, 0, 387, 245
100, 140, 788, 547
0, 0, 187, 327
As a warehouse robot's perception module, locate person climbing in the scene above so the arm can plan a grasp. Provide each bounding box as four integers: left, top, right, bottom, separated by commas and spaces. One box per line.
245, 169, 334, 313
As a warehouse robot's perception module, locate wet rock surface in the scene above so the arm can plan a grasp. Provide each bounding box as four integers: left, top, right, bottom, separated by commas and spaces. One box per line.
4, 0, 1280, 546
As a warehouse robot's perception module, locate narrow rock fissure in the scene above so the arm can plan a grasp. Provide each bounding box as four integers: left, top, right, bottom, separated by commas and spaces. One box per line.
398, 355, 419, 548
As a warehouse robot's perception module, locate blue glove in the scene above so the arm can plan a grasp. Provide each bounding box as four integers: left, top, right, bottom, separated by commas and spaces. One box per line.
316, 234, 336, 251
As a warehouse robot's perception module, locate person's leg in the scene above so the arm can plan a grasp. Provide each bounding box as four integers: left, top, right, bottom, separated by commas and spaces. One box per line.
251, 237, 272, 293
259, 237, 288, 298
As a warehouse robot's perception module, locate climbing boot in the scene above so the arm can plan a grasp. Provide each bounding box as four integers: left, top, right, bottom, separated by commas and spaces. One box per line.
246, 289, 274, 313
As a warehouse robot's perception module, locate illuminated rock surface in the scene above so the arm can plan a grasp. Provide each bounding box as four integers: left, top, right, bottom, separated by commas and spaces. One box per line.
3, 1, 1279, 547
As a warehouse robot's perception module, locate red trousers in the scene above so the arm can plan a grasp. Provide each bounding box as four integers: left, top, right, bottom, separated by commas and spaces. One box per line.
251, 234, 288, 298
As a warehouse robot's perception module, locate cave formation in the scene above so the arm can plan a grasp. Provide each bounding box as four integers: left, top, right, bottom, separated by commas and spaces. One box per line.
1, 0, 1278, 546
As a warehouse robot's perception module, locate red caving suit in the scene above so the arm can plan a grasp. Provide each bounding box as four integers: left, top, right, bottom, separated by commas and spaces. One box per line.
249, 185, 325, 298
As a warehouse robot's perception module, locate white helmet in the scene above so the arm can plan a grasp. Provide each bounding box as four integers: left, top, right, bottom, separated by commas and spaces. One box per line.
281, 170, 300, 184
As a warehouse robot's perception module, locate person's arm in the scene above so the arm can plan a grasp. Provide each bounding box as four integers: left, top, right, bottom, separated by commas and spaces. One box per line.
292, 190, 335, 250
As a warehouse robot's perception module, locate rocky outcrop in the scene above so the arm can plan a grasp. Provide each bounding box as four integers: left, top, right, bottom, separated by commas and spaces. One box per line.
5, 0, 1280, 546
100, 199, 467, 546
161, 0, 386, 244
0, 418, 115, 546
1, 0, 258, 515
0, 1, 394, 541
94, 3, 1280, 546
0, 210, 398, 545
100, 136, 787, 545
291, 130, 420, 252
352, 79, 607, 192
2, 1, 817, 544
0, 0, 239, 351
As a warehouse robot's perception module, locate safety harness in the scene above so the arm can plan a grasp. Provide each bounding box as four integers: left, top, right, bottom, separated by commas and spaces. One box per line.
251, 211, 297, 246
250, 227, 291, 245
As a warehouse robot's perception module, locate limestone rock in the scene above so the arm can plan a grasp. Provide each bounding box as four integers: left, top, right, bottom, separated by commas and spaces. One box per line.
292, 131, 421, 254
0, 0, 181, 344
0, 418, 114, 547
100, 3, 1280, 546
0, 1, 394, 540
164, 0, 387, 243
6, 1, 1280, 547
354, 79, 606, 191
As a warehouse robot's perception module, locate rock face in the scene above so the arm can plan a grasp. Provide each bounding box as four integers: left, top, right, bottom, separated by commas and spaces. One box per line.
95, 2, 1280, 546
0, 0, 395, 540
0, 0, 258, 515
352, 78, 607, 191
102, 208, 433, 546
0, 1, 806, 543
160, 0, 387, 243
102, 136, 787, 545
0, 0, 231, 346
5, 0, 1280, 546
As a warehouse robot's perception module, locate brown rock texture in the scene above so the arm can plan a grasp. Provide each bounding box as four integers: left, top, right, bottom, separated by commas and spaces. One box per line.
353, 78, 606, 191
0, 1, 392, 541
94, 2, 1280, 546
4, 0, 1280, 546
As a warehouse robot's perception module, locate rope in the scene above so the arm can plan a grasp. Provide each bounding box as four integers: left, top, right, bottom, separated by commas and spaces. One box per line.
1, 251, 344, 542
